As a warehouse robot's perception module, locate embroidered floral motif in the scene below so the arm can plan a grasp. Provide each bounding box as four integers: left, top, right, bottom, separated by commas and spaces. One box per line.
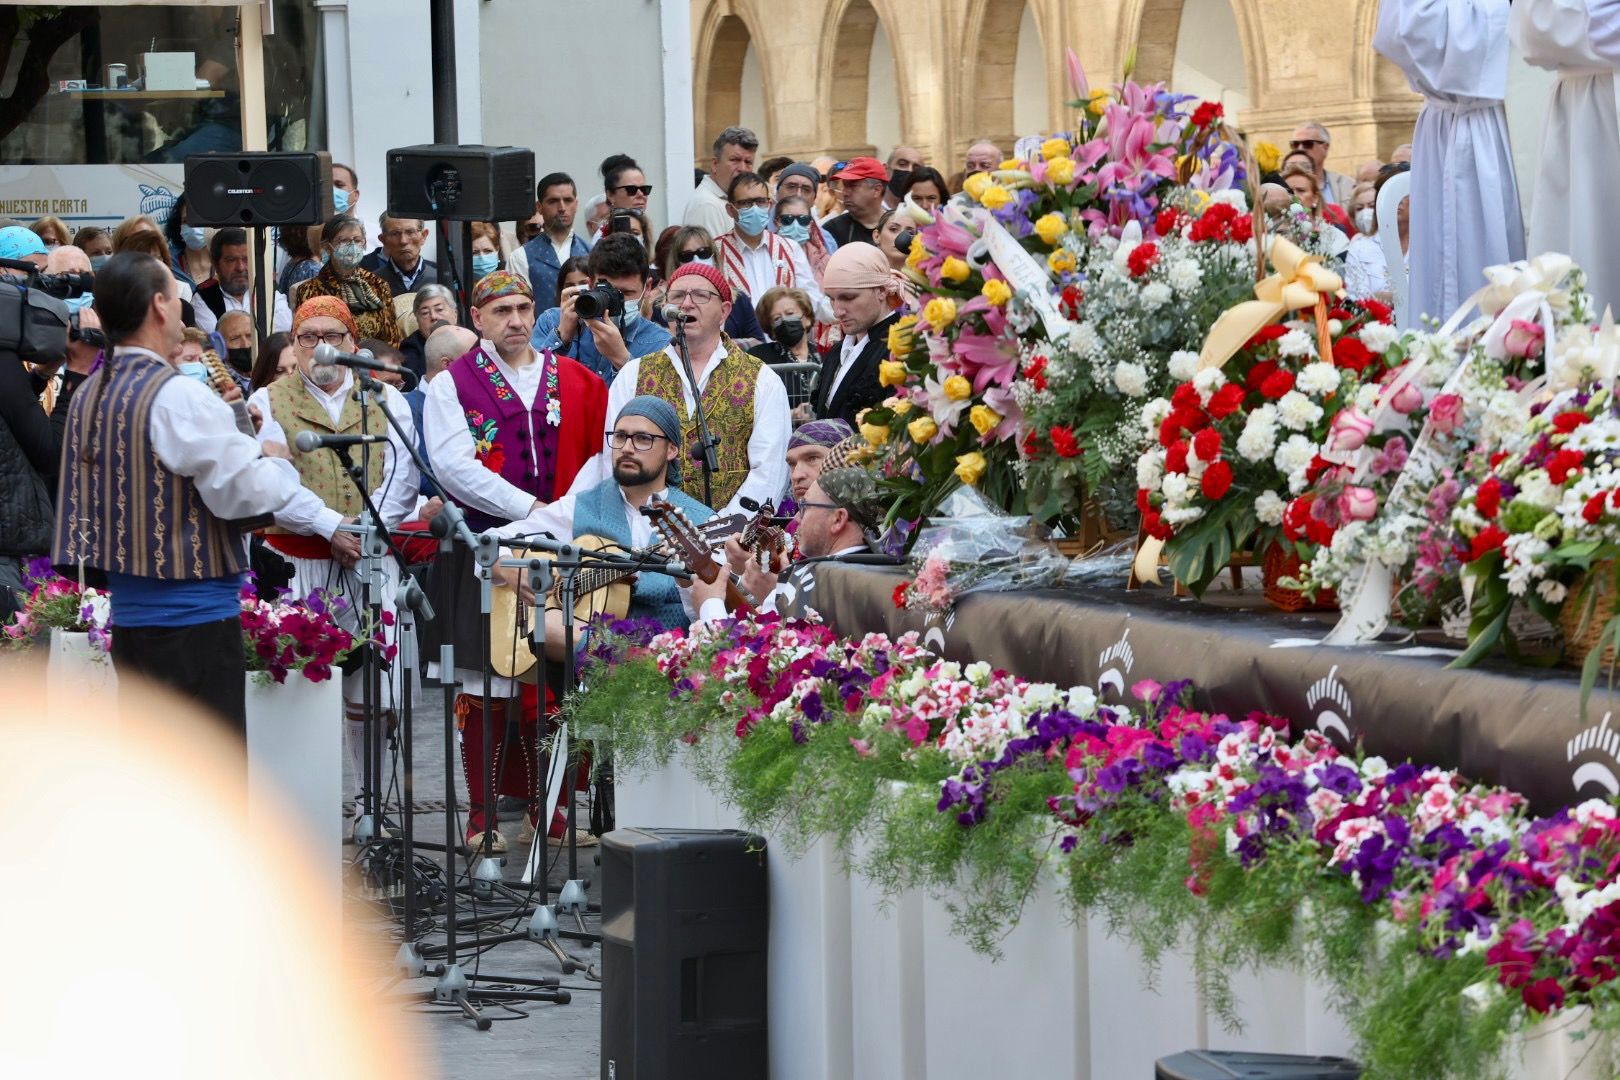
473, 348, 517, 403
543, 349, 562, 428
465, 408, 505, 474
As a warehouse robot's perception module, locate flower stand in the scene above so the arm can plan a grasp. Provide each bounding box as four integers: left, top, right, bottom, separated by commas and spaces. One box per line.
47, 628, 116, 708
244, 672, 342, 907
1512, 1005, 1613, 1080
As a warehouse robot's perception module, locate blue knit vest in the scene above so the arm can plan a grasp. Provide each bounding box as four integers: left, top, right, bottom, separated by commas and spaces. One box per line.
573, 478, 712, 630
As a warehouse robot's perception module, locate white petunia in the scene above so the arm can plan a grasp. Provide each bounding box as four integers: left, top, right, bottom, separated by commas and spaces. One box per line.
1277, 390, 1325, 431
1296, 362, 1341, 397
1168, 350, 1201, 381
1254, 489, 1286, 526
1113, 360, 1149, 397
1278, 329, 1316, 358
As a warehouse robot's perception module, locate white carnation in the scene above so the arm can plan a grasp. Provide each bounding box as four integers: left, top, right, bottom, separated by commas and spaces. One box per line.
1296, 362, 1341, 397
1537, 578, 1568, 605
1066, 321, 1101, 358
1517, 470, 1561, 510
1161, 472, 1192, 505
1277, 390, 1325, 431
1168, 350, 1201, 382
1274, 434, 1317, 493
1359, 321, 1399, 353
1166, 258, 1203, 295
1141, 282, 1173, 310
1113, 360, 1149, 397
1137, 450, 1165, 491
1355, 383, 1381, 411
1278, 329, 1316, 358
1236, 406, 1279, 462
1254, 489, 1286, 525
1166, 505, 1207, 525
1193, 367, 1227, 396
1141, 398, 1172, 433
1212, 189, 1249, 211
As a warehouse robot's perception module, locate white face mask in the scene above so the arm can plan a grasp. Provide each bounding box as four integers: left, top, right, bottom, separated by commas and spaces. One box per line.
1355, 208, 1374, 233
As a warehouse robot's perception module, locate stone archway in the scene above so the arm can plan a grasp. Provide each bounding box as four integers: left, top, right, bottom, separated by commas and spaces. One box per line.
825, 0, 905, 158
967, 0, 1049, 151
1131, 0, 1251, 112
694, 7, 771, 159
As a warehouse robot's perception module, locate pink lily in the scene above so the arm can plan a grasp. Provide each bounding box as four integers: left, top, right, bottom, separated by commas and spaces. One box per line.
1065, 47, 1090, 99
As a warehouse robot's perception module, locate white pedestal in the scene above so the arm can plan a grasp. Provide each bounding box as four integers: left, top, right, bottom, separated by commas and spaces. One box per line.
47, 628, 116, 710
244, 672, 342, 906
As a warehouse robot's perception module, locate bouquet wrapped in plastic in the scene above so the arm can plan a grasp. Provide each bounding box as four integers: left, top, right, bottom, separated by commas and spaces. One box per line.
892, 488, 1070, 611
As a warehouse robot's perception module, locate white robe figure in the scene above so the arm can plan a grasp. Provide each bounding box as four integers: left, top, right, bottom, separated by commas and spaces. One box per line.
1376, 0, 1526, 325
1511, 0, 1620, 313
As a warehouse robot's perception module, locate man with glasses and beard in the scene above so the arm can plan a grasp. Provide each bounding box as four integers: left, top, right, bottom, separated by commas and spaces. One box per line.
192, 227, 292, 336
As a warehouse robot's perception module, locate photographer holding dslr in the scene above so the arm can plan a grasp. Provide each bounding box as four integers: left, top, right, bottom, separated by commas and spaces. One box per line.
0, 228, 100, 618
529, 233, 669, 386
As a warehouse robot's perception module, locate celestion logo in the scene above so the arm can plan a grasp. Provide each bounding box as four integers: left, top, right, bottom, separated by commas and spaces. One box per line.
1305, 664, 1353, 744
1568, 712, 1620, 797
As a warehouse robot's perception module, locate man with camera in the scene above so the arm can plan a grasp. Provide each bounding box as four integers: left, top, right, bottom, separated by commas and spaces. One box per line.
529, 234, 670, 386
192, 227, 292, 337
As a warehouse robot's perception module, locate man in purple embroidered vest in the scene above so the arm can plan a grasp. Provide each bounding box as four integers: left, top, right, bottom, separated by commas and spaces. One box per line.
421, 270, 607, 852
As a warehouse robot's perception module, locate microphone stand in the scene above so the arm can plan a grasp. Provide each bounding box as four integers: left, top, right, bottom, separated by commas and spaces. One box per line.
670, 315, 720, 508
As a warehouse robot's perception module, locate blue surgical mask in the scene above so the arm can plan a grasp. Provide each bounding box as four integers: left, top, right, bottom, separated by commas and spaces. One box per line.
692, 256, 716, 270
332, 242, 364, 270
320, 248, 331, 266
777, 221, 811, 244
618, 306, 642, 331
180, 225, 207, 251
178, 361, 211, 386
89, 254, 111, 271
472, 252, 499, 276
736, 206, 770, 236
333, 187, 351, 213
63, 294, 94, 314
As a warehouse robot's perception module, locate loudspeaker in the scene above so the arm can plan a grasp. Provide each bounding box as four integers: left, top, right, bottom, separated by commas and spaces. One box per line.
183, 152, 332, 226
600, 828, 767, 1080
385, 144, 535, 222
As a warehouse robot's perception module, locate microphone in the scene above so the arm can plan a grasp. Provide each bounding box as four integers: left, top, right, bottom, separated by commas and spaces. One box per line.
660, 304, 695, 325
313, 342, 407, 377
293, 430, 390, 453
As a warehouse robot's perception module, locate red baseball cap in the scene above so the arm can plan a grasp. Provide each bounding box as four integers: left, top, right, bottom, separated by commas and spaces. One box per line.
832, 157, 889, 184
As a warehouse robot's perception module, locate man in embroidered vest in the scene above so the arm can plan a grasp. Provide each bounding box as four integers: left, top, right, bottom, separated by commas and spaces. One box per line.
422, 270, 607, 854
249, 296, 420, 797
572, 262, 790, 517
53, 252, 333, 743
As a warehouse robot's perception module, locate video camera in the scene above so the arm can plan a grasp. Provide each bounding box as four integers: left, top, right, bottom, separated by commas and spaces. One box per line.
0, 257, 85, 366
574, 281, 625, 321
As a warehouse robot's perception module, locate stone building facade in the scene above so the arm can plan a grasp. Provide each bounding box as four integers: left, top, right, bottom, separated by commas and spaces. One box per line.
692, 0, 1421, 177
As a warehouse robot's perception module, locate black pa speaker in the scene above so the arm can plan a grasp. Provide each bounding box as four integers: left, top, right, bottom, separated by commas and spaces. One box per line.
385, 144, 535, 222
600, 828, 768, 1080
183, 151, 332, 226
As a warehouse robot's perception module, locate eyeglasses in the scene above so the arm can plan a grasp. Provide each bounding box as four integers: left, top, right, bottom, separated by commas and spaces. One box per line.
666, 289, 721, 306
677, 247, 714, 264
294, 330, 349, 347
1289, 139, 1325, 150
777, 213, 812, 227
605, 430, 672, 451
613, 184, 654, 197
732, 196, 772, 210
794, 501, 841, 516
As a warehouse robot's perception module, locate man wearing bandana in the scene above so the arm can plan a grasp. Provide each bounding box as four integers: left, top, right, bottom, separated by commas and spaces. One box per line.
249, 296, 420, 799
422, 270, 607, 853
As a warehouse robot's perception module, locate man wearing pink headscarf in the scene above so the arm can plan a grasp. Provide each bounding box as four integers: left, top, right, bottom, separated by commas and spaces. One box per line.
810, 242, 904, 427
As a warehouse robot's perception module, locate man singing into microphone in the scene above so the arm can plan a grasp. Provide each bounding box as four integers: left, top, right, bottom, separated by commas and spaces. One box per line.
422, 270, 607, 853
248, 296, 420, 794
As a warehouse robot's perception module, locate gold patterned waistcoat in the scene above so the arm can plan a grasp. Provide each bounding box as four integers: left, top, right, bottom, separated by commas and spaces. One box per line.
262, 374, 387, 533
634, 341, 762, 510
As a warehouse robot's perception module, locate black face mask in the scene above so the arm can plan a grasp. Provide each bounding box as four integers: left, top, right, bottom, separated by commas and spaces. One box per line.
772, 316, 806, 348
887, 170, 912, 198
226, 346, 254, 374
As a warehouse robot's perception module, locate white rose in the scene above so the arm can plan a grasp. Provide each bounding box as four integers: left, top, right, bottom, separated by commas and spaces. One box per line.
1278, 329, 1315, 358
1296, 362, 1341, 397
1277, 390, 1325, 431
1254, 489, 1286, 525
1113, 360, 1149, 397
1168, 350, 1201, 382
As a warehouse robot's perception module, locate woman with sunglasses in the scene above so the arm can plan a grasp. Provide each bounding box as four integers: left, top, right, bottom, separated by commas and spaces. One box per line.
599, 154, 658, 246
772, 194, 830, 283
652, 225, 765, 344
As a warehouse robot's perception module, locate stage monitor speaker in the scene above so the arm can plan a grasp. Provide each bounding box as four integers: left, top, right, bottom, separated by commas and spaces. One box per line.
184, 152, 332, 226
385, 144, 535, 222
600, 828, 767, 1080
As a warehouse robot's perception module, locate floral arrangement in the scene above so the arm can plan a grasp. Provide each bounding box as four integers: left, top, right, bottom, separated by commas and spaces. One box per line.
1, 558, 111, 653
239, 580, 359, 684
575, 613, 1620, 1076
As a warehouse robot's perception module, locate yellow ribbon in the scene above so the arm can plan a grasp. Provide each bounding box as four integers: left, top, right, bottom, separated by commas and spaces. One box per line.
1197, 237, 1344, 371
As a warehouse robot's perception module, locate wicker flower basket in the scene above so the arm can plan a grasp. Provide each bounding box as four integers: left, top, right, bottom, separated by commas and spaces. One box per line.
1560, 565, 1620, 669
1262, 543, 1338, 613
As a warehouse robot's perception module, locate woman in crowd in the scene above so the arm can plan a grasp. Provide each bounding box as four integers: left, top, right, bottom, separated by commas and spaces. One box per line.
901, 166, 949, 215
249, 331, 296, 392
1281, 153, 1354, 236
72, 226, 113, 269
470, 220, 504, 278
164, 196, 211, 287
875, 210, 909, 272
600, 155, 656, 244
604, 208, 653, 253
1342, 182, 1390, 301
29, 216, 71, 250
655, 225, 765, 342
293, 214, 402, 345
113, 215, 197, 323
748, 286, 820, 405
774, 194, 830, 283
277, 225, 323, 294
554, 256, 589, 310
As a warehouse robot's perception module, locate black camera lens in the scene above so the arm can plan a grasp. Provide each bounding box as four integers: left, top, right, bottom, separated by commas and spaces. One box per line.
575, 283, 624, 320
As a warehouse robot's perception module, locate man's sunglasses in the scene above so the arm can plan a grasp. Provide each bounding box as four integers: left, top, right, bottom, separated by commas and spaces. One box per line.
1289, 139, 1325, 150
613, 184, 654, 196
776, 214, 812, 227
677, 247, 715, 264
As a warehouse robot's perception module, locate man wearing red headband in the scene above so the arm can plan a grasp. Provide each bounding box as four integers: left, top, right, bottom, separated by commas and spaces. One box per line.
249, 296, 420, 799
571, 261, 789, 515
422, 270, 607, 853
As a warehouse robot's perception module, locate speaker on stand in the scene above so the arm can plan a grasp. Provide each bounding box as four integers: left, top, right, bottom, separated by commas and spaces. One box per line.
183, 151, 334, 345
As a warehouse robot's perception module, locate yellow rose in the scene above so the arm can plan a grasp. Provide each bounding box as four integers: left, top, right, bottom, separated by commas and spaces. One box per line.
1045, 156, 1076, 188
962, 172, 993, 200
980, 279, 1012, 306
1087, 88, 1111, 116
1048, 249, 1076, 274
943, 374, 972, 401
879, 360, 908, 387
999, 157, 1022, 171
891, 399, 913, 416
923, 297, 958, 330
1254, 140, 1282, 174
969, 404, 1002, 437
886, 316, 916, 357
939, 257, 969, 284
907, 416, 938, 443
1034, 212, 1069, 247
860, 421, 890, 447
979, 184, 1012, 211
954, 451, 988, 486
1040, 137, 1072, 162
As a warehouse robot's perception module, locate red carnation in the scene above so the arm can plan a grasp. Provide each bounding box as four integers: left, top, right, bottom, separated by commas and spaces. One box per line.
1361, 298, 1393, 323
1584, 492, 1608, 525
1467, 525, 1508, 563
892, 582, 909, 609
1547, 448, 1586, 485
1050, 424, 1082, 459
1328, 307, 1354, 323
1475, 477, 1503, 519
1305, 454, 1334, 486
1332, 337, 1374, 373
1554, 410, 1590, 434
1060, 285, 1084, 319
1192, 427, 1222, 462
1143, 509, 1173, 541
1159, 415, 1183, 448
1259, 369, 1296, 400
1154, 209, 1182, 237
1232, 214, 1254, 243
1023, 354, 1049, 392
1127, 242, 1160, 277
1249, 325, 1288, 347
1136, 489, 1153, 517
1200, 459, 1234, 500
1021, 429, 1042, 459
1305, 515, 1336, 547
1174, 407, 1210, 434
1172, 382, 1202, 410
1191, 101, 1224, 128
1207, 383, 1246, 419
1489, 451, 1510, 469
1165, 440, 1190, 474
1282, 496, 1312, 540
1244, 359, 1280, 392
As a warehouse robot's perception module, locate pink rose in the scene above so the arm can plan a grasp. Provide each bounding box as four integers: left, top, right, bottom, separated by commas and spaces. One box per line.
1338, 486, 1379, 522
1327, 407, 1375, 452
1382, 375, 1424, 415
1503, 318, 1545, 360
1429, 393, 1464, 435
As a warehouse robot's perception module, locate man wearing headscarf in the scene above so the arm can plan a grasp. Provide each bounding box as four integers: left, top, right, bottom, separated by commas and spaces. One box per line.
572, 262, 790, 516
421, 269, 607, 854
248, 296, 420, 800
811, 242, 904, 427
785, 418, 854, 503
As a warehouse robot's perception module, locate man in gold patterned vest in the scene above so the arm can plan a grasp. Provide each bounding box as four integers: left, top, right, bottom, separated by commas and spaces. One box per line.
248, 297, 420, 796
571, 261, 790, 514
54, 253, 331, 744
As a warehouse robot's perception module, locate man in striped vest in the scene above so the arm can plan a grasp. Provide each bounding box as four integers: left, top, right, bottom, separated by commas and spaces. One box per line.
53, 252, 332, 743
713, 171, 827, 321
